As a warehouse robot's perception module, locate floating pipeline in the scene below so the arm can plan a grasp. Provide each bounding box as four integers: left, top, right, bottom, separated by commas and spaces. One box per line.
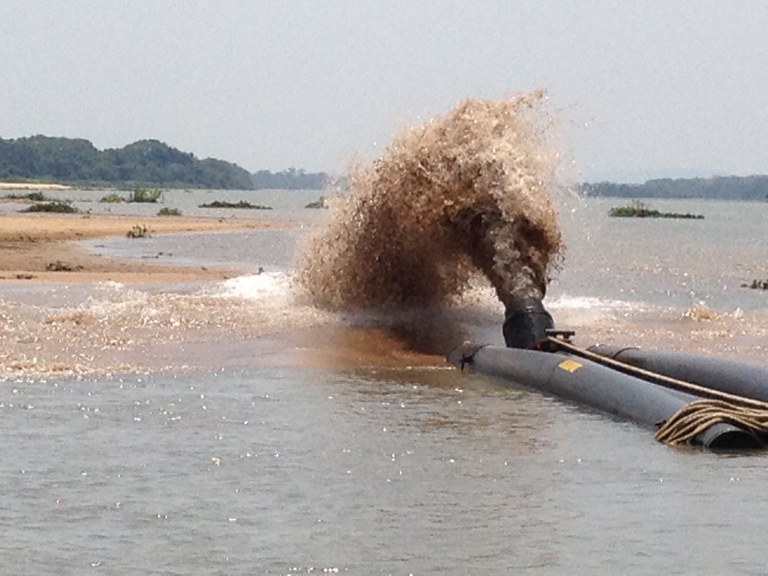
587, 344, 768, 403
447, 341, 765, 450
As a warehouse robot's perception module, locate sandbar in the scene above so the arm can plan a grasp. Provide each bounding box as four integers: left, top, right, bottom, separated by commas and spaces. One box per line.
0, 182, 72, 190
0, 212, 293, 283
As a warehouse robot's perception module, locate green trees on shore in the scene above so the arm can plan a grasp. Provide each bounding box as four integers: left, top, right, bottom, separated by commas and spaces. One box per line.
582, 176, 768, 201
10, 134, 766, 199
0, 135, 328, 190
252, 168, 328, 190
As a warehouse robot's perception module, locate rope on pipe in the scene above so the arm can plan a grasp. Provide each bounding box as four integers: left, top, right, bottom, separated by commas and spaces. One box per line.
546, 336, 768, 410
655, 399, 768, 445
545, 336, 768, 446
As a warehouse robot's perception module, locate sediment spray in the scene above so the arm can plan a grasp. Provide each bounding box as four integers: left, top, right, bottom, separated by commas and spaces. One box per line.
297, 91, 564, 318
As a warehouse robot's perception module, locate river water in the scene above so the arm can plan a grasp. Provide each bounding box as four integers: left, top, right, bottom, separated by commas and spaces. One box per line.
1, 189, 768, 574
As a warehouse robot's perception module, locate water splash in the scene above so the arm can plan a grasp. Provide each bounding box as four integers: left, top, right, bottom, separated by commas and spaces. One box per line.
297, 91, 564, 312
0, 276, 333, 378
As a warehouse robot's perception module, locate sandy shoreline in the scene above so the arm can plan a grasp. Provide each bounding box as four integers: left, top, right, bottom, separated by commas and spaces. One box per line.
0, 212, 293, 283
0, 182, 72, 190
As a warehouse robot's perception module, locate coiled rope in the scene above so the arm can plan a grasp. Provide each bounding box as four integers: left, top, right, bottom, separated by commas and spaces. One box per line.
546, 336, 768, 446
655, 399, 768, 445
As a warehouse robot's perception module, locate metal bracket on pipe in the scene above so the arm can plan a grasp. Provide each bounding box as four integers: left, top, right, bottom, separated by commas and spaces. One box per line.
446, 342, 488, 370
540, 328, 576, 351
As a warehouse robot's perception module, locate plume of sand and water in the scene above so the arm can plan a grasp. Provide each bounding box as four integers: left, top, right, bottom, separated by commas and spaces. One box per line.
296, 91, 564, 328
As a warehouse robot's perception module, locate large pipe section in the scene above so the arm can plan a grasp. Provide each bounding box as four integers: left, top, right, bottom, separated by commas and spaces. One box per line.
447, 343, 761, 450
588, 344, 768, 403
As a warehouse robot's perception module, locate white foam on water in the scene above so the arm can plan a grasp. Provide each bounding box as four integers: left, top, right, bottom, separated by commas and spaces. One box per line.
547, 294, 646, 312
545, 293, 650, 328
211, 272, 336, 333
217, 272, 291, 302
93, 280, 126, 291
0, 271, 341, 378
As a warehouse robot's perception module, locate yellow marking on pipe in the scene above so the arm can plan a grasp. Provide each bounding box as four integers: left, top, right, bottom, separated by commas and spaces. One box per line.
558, 359, 583, 373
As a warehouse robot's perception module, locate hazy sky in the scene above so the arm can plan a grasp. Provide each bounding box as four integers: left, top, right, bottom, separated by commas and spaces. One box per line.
2, 1, 767, 182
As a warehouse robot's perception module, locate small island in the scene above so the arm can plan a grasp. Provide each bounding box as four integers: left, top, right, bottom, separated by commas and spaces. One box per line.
198, 200, 272, 210
304, 196, 329, 209
608, 200, 704, 219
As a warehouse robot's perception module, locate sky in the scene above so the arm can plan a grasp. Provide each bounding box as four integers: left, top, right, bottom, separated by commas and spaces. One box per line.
2, 1, 768, 182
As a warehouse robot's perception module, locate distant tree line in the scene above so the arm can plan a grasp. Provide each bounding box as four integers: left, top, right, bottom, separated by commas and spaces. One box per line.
581, 176, 768, 201
251, 168, 328, 190
0, 135, 329, 190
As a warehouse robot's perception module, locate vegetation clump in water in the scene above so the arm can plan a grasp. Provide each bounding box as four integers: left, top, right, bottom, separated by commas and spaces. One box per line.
742, 279, 768, 290
305, 196, 328, 209
100, 193, 125, 203
128, 187, 163, 203
297, 91, 563, 310
198, 200, 272, 210
609, 200, 704, 219
20, 201, 78, 213
3, 191, 47, 201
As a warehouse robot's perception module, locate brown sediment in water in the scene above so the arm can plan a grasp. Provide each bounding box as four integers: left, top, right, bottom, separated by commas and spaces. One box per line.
0, 289, 446, 378
0, 211, 452, 378
296, 91, 564, 312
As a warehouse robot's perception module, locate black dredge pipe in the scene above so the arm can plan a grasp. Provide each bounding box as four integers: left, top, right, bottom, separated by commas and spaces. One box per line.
588, 344, 768, 403
447, 343, 761, 450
